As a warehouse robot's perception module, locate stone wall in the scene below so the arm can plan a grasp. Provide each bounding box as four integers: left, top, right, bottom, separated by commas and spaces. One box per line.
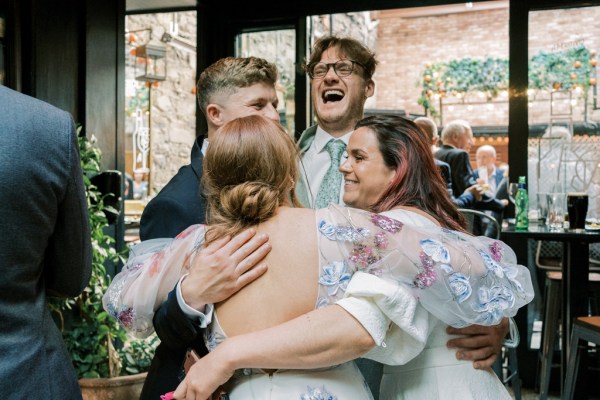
126, 12, 197, 194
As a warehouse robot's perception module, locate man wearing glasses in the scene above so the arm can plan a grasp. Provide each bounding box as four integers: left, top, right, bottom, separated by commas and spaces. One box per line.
296, 36, 377, 208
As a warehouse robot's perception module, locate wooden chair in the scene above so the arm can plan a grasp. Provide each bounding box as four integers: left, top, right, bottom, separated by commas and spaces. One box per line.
563, 316, 600, 399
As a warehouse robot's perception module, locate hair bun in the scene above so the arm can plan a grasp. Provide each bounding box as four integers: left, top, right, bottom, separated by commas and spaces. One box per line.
219, 182, 279, 224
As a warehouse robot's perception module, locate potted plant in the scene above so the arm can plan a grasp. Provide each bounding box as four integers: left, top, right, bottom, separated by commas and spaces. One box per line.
50, 131, 158, 399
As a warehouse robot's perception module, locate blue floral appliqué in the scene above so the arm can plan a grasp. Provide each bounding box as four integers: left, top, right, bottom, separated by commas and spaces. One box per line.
204, 330, 226, 352
316, 297, 330, 309
319, 261, 351, 296
472, 285, 515, 325
448, 273, 472, 303
370, 214, 403, 233
479, 250, 505, 278
318, 220, 337, 240
300, 385, 337, 400
420, 239, 451, 264
318, 219, 369, 242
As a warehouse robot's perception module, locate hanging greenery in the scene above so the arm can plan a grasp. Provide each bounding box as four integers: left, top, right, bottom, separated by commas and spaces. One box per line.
418, 45, 597, 116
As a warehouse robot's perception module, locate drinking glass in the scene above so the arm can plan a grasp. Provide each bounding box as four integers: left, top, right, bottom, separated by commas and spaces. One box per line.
477, 167, 490, 191
546, 193, 566, 231
508, 182, 519, 205
536, 192, 549, 224
567, 193, 589, 230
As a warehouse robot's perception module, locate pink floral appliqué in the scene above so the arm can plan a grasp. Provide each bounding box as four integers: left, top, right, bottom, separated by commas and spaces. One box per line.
149, 251, 166, 277
175, 224, 201, 240
371, 214, 403, 233
413, 251, 437, 289
117, 307, 135, 329
374, 232, 389, 249
348, 244, 381, 270
489, 241, 504, 262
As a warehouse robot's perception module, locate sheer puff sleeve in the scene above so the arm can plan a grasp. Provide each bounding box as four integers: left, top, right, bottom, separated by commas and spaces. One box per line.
318, 205, 534, 331
103, 225, 206, 338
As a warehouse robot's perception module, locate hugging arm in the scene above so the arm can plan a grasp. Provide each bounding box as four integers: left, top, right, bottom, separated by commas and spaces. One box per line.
103, 226, 270, 340
447, 317, 510, 369
173, 305, 375, 399
154, 230, 271, 349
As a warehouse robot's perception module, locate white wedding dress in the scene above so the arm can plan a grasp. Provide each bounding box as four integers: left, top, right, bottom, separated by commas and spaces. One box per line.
343, 209, 513, 400
104, 205, 533, 399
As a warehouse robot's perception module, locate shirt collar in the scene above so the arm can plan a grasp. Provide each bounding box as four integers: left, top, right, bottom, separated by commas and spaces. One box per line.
314, 126, 353, 153
201, 139, 209, 156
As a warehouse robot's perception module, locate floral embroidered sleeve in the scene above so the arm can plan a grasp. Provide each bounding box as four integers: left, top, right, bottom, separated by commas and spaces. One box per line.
316, 205, 534, 329
102, 225, 206, 338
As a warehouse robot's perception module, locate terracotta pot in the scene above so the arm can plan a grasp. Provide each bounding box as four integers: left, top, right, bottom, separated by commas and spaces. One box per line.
79, 372, 147, 400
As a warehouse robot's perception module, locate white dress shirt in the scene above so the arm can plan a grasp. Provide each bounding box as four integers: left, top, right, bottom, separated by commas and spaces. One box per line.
300, 126, 353, 208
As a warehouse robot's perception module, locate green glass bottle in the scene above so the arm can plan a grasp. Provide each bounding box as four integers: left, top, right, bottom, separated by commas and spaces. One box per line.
515, 176, 529, 230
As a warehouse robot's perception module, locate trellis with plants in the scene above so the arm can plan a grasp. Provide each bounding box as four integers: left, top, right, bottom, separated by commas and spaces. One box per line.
418, 45, 597, 117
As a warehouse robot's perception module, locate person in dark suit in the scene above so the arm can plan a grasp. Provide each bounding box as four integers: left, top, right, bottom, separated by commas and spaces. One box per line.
138, 57, 280, 400
0, 85, 92, 398
435, 119, 477, 196
435, 119, 505, 217
414, 117, 481, 208
473, 145, 509, 237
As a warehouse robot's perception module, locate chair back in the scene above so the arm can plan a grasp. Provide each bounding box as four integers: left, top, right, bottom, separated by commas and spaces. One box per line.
458, 208, 500, 239
536, 240, 600, 272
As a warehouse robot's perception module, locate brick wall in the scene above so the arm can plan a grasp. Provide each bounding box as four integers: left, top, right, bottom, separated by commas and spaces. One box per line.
373, 5, 600, 127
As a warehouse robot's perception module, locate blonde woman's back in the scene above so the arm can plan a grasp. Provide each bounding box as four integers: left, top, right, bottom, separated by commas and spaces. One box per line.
215, 207, 319, 337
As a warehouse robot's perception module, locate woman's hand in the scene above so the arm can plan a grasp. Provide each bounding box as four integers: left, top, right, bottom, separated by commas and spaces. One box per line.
173, 350, 235, 400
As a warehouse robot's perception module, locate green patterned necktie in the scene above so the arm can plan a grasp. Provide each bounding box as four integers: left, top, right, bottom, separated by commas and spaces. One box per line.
315, 139, 346, 208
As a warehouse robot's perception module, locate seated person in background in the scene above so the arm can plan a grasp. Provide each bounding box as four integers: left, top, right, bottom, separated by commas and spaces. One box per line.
414, 117, 481, 208
474, 145, 509, 236
104, 115, 534, 400
435, 119, 504, 215
124, 173, 134, 200
132, 170, 149, 200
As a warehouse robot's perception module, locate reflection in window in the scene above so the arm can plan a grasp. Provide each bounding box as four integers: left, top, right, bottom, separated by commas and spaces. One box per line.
528, 6, 600, 218
236, 30, 296, 135
125, 11, 197, 195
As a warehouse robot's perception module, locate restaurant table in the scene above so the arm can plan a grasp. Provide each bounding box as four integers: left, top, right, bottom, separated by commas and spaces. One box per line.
501, 224, 600, 394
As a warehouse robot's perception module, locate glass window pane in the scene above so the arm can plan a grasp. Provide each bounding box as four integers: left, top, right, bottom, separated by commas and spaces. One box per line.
236, 29, 296, 135
528, 6, 600, 219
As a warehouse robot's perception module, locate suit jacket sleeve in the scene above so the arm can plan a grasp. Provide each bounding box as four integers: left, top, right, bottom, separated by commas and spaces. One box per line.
453, 192, 475, 208
140, 195, 195, 240
45, 116, 92, 297
453, 151, 477, 195
153, 289, 205, 351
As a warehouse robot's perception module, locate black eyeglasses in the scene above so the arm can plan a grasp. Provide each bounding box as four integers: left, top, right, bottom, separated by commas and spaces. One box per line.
308, 59, 366, 79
